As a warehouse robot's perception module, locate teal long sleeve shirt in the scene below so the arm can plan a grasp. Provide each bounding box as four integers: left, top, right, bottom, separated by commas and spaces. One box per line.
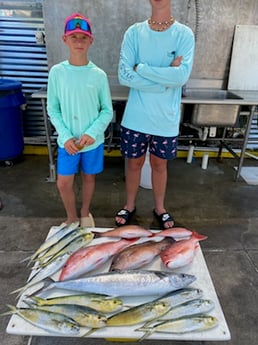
118, 20, 195, 137
47, 61, 113, 151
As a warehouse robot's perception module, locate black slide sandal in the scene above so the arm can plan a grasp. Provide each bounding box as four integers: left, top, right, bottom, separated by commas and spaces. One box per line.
153, 209, 174, 229
115, 208, 136, 227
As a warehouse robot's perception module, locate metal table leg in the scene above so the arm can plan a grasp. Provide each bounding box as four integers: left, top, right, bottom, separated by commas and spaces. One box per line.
41, 98, 56, 182
235, 105, 256, 181
26, 336, 33, 345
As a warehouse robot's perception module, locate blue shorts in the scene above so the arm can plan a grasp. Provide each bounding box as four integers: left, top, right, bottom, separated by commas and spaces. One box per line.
120, 126, 178, 160
57, 144, 104, 175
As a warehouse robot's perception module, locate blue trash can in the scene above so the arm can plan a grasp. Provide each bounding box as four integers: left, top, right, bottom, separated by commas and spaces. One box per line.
0, 79, 26, 161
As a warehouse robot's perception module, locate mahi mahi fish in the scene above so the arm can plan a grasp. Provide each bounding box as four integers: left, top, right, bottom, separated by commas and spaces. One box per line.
109, 237, 175, 271
28, 293, 123, 313
24, 302, 107, 328
38, 270, 196, 297
4, 305, 80, 335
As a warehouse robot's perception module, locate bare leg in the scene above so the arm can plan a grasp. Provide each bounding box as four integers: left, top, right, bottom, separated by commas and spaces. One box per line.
80, 172, 95, 217
150, 154, 174, 228
57, 174, 79, 224
115, 155, 145, 225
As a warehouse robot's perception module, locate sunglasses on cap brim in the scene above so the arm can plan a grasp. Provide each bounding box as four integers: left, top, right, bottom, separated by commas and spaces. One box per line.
65, 18, 92, 33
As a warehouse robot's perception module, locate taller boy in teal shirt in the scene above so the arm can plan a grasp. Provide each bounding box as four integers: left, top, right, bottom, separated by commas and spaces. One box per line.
115, 0, 195, 229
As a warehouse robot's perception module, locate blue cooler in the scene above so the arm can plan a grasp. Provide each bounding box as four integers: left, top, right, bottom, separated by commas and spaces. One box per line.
0, 79, 26, 161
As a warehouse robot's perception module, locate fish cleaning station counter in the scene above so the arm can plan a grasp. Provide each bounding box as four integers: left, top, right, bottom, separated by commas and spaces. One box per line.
31, 87, 258, 182
6, 226, 231, 342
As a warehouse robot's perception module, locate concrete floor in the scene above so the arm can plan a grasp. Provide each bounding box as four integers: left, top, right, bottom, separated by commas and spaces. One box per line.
0, 153, 258, 345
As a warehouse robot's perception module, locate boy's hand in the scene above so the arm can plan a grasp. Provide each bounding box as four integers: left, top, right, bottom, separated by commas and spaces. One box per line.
64, 138, 79, 155
64, 135, 95, 155
78, 134, 95, 147
170, 56, 183, 67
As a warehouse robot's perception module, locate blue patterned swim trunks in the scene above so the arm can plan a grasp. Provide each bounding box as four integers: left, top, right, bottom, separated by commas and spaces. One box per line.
120, 126, 178, 160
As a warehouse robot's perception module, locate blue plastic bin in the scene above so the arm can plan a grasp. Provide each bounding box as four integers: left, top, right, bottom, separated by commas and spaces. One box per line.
0, 79, 26, 161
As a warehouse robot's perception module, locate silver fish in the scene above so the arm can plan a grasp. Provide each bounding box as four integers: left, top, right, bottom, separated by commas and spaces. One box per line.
11, 252, 71, 296
38, 232, 94, 268
156, 287, 204, 308
36, 227, 93, 263
30, 221, 80, 261
136, 314, 218, 340
109, 238, 175, 271
160, 298, 215, 320
38, 270, 196, 297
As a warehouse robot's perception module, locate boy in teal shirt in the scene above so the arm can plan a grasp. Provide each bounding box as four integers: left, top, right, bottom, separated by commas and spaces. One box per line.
47, 13, 113, 228
115, 0, 195, 228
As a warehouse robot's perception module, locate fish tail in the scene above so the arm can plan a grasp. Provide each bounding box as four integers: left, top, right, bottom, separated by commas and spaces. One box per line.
126, 237, 141, 244
9, 285, 27, 296
135, 327, 153, 341
20, 255, 33, 265
192, 231, 208, 241
28, 296, 44, 305
81, 327, 98, 337
1, 304, 17, 317
92, 231, 101, 238
24, 277, 55, 298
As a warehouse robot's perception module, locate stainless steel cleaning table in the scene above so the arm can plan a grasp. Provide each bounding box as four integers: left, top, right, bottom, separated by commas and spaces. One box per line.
31, 88, 258, 182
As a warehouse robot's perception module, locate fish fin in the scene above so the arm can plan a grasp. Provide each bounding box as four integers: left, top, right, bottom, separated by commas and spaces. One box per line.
92, 231, 101, 239
191, 231, 208, 241
23, 296, 38, 306
134, 327, 153, 341
9, 285, 27, 296
81, 327, 98, 337
23, 277, 55, 298
20, 255, 33, 264
0, 305, 17, 317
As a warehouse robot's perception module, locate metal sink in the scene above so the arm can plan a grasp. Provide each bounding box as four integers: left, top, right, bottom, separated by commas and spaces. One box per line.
182, 88, 242, 126
182, 88, 242, 100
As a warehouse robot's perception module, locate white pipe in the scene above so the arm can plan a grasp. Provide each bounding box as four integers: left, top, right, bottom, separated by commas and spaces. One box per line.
201, 154, 209, 169
187, 145, 195, 163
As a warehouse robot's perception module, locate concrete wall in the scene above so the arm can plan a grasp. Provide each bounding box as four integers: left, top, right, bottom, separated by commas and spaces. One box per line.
43, 0, 258, 86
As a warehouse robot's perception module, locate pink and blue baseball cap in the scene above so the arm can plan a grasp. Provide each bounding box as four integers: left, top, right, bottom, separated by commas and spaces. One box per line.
64, 13, 93, 39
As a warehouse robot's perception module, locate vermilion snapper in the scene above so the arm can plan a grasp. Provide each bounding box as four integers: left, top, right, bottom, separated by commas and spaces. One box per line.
160, 231, 207, 269
109, 237, 175, 271
93, 225, 153, 239
153, 227, 193, 240
59, 238, 138, 281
